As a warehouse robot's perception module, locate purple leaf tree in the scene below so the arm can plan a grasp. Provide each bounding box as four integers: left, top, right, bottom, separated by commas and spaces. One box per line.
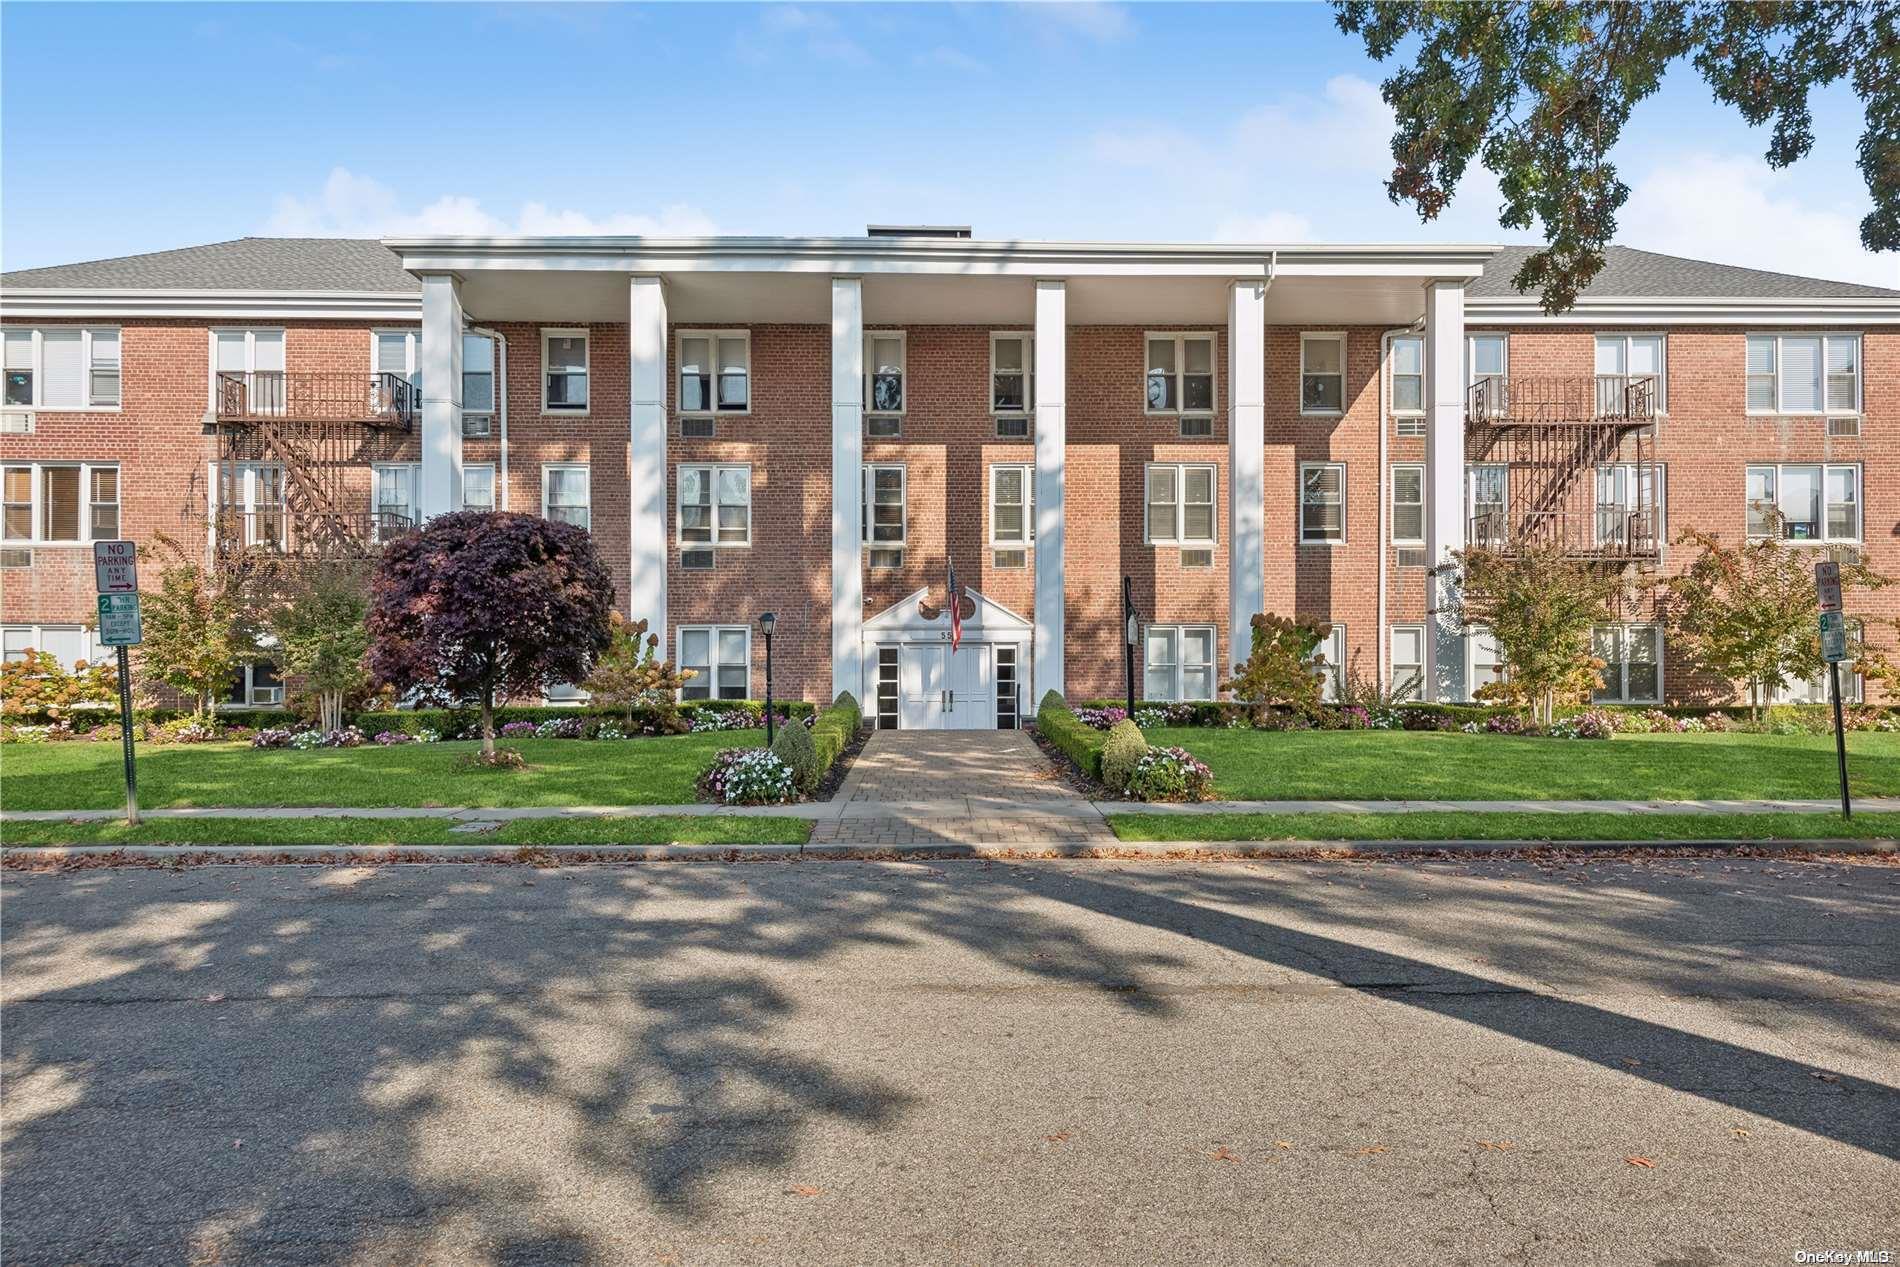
366, 511, 615, 757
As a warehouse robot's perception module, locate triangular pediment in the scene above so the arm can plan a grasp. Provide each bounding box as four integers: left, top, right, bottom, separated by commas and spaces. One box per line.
862, 585, 1033, 635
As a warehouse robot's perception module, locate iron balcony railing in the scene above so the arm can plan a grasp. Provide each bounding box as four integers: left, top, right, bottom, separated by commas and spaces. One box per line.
211, 509, 418, 557
1466, 375, 1659, 426
215, 372, 416, 428
1468, 508, 1661, 561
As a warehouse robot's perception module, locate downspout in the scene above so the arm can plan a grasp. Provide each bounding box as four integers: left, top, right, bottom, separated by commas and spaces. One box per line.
469, 325, 509, 510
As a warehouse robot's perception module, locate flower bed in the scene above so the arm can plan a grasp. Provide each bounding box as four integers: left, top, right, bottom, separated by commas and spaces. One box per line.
1123, 745, 1214, 802
696, 747, 798, 805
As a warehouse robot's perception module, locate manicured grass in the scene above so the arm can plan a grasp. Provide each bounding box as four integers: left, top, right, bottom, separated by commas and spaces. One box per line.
1149, 728, 1900, 801
1, 813, 810, 848
1106, 810, 1900, 843
0, 734, 764, 812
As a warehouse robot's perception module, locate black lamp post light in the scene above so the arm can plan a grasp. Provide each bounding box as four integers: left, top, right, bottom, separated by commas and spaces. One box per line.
759, 611, 777, 744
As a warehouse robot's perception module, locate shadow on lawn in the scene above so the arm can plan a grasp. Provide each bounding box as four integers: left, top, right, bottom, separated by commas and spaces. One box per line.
1, 854, 1895, 1264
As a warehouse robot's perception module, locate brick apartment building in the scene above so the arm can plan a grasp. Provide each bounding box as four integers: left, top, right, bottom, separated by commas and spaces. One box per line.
2, 230, 1895, 725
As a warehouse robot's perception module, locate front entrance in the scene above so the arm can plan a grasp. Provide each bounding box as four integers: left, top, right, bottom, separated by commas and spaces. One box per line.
898, 642, 995, 730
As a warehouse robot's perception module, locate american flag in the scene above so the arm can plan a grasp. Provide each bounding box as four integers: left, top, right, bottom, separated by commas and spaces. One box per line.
947, 558, 963, 652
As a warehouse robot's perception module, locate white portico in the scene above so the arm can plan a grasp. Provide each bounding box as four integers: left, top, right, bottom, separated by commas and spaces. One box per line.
860, 587, 1033, 730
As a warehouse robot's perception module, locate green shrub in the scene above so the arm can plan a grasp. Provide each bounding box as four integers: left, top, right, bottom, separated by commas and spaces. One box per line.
1100, 718, 1148, 790
350, 700, 816, 737
772, 718, 821, 793
807, 692, 862, 788
1037, 693, 1106, 778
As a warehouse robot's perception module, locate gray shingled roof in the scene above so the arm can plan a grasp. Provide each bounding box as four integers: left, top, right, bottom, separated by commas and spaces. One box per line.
1470, 244, 1898, 300
0, 238, 417, 292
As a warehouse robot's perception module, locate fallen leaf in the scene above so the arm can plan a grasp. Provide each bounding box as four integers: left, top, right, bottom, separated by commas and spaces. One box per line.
1355, 1145, 1389, 1156
204, 994, 226, 1004
1274, 1140, 1293, 1150
1729, 1127, 1751, 1139
784, 1184, 822, 1198
1625, 1156, 1655, 1168
1209, 1146, 1242, 1163
1477, 1140, 1515, 1151
1045, 1132, 1071, 1143
1808, 1071, 1840, 1083
1620, 1057, 1642, 1068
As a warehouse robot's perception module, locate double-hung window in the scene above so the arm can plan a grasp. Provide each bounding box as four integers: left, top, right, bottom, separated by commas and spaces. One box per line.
862, 464, 906, 568
1390, 335, 1424, 434
1391, 463, 1424, 545
1300, 462, 1346, 543
212, 329, 286, 415
1145, 463, 1216, 546
372, 463, 419, 539
542, 330, 588, 412
1596, 463, 1664, 548
1747, 334, 1860, 415
1746, 463, 1859, 542
543, 464, 591, 530
1300, 333, 1346, 415
678, 626, 750, 701
1592, 624, 1662, 703
1143, 624, 1216, 702
1467, 463, 1508, 548
989, 463, 1036, 568
2, 624, 109, 671
1145, 333, 1215, 414
1594, 334, 1665, 414
1389, 625, 1425, 702
678, 331, 750, 414
1, 462, 119, 544
1310, 625, 1346, 701
214, 462, 285, 549
679, 464, 751, 548
1467, 627, 1504, 699
865, 332, 905, 414
374, 329, 420, 399
991, 332, 1034, 432
462, 463, 496, 512
224, 661, 284, 708
462, 333, 496, 420
3, 328, 121, 409
1467, 333, 1508, 418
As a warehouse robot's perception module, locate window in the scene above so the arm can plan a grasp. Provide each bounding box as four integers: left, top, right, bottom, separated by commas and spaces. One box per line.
996, 646, 1021, 729
1390, 625, 1424, 702
542, 330, 588, 412
2, 328, 122, 409
543, 465, 590, 530
679, 464, 751, 548
1313, 624, 1346, 702
1746, 463, 1859, 542
876, 647, 900, 729
462, 464, 496, 512
1390, 336, 1424, 433
1300, 333, 1346, 414
1390, 464, 1424, 545
1467, 333, 1508, 417
992, 332, 1034, 416
1145, 463, 1216, 546
1468, 626, 1503, 700
1145, 333, 1215, 414
1144, 624, 1216, 701
211, 329, 286, 413
1595, 463, 1664, 547
373, 463, 419, 539
1747, 334, 1860, 415
679, 626, 750, 701
866, 332, 905, 414
1592, 625, 1661, 703
862, 464, 906, 567
1594, 334, 1665, 413
990, 463, 1036, 567
374, 329, 420, 398
1, 462, 120, 544
2, 624, 108, 672
1776, 656, 1863, 705
678, 331, 750, 414
463, 333, 496, 416
1467, 463, 1508, 548
1300, 462, 1346, 543
212, 462, 285, 548
223, 661, 284, 708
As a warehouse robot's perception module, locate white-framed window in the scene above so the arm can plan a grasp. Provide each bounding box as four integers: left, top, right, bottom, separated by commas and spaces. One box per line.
1594, 333, 1665, 413
1312, 624, 1346, 702
462, 332, 496, 416
210, 328, 286, 412
677, 330, 750, 415
541, 329, 589, 413
1390, 335, 1424, 434
1467, 463, 1509, 548
1467, 333, 1508, 386
678, 625, 751, 701
1391, 463, 1424, 545
989, 463, 1036, 567
462, 463, 496, 512
679, 463, 752, 548
542, 464, 590, 530
1145, 462, 1217, 546
2, 328, 121, 410
1746, 463, 1859, 542
1389, 625, 1424, 702
1775, 653, 1863, 705
212, 462, 286, 549
2, 624, 110, 671
866, 331, 905, 414
2, 461, 120, 544
1143, 624, 1216, 702
373, 328, 420, 396
372, 463, 419, 539
1747, 333, 1860, 415
991, 332, 1034, 415
222, 661, 284, 709
1300, 462, 1346, 543
1467, 626, 1504, 700
1145, 332, 1216, 414
862, 463, 906, 566
1592, 624, 1662, 704
1595, 463, 1664, 547
1300, 332, 1346, 415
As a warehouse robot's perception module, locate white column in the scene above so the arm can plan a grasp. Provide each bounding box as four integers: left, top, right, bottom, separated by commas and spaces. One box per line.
1227, 280, 1266, 657
1033, 279, 1067, 702
417, 273, 464, 519
831, 278, 865, 702
1423, 279, 1467, 702
629, 275, 669, 655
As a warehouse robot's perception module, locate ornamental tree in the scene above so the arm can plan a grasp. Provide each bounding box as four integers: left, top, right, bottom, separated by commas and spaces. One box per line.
581, 614, 695, 733
137, 535, 260, 720
1222, 612, 1329, 724
261, 561, 374, 733
1452, 543, 1623, 726
366, 511, 615, 756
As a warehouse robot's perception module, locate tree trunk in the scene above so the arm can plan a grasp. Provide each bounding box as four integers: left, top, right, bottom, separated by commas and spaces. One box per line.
1750, 678, 1763, 725
481, 686, 496, 758
320, 689, 342, 733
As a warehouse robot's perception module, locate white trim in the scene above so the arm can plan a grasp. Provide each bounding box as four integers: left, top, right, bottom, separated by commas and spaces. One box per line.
1143, 331, 1218, 416
988, 462, 1036, 554
1390, 461, 1425, 546
1388, 333, 1425, 426
1465, 624, 1504, 703
1, 623, 112, 672
371, 462, 421, 541
0, 326, 123, 412
1467, 296, 1900, 327
677, 624, 753, 701
0, 460, 119, 545
864, 329, 906, 415
1593, 331, 1667, 414
862, 462, 907, 554
1591, 623, 1664, 705
989, 330, 1034, 417
677, 462, 752, 549
206, 327, 287, 410
205, 460, 287, 551
1745, 461, 1860, 543
1593, 461, 1666, 548
541, 462, 591, 530
1, 290, 420, 322
461, 462, 497, 512
1298, 331, 1346, 416
1143, 461, 1218, 546
370, 327, 421, 380
675, 328, 752, 416
1141, 622, 1218, 702
1298, 460, 1347, 544
1744, 331, 1861, 416
1466, 331, 1509, 387
1388, 624, 1425, 702
540, 328, 589, 414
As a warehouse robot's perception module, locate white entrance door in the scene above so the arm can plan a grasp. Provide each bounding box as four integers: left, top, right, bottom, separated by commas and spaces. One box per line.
945, 643, 995, 730
899, 644, 947, 729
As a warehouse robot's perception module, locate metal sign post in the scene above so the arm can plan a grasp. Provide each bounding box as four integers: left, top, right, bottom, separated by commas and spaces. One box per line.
1816, 562, 1850, 819
94, 544, 142, 826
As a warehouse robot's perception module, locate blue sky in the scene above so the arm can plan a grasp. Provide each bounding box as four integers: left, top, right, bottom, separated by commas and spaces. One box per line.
4, 1, 1893, 286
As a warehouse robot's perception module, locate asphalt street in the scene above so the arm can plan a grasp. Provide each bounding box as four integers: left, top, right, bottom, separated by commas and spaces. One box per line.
3, 854, 1896, 1266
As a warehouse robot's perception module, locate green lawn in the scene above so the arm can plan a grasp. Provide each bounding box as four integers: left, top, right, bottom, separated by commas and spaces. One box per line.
1, 813, 810, 848
0, 734, 763, 812
1108, 810, 1900, 844
1150, 728, 1900, 802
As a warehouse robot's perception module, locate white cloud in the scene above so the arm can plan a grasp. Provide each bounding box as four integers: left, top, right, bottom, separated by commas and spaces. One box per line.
1016, 1, 1134, 43
1618, 152, 1897, 288
265, 168, 717, 239
735, 5, 870, 66
915, 45, 989, 74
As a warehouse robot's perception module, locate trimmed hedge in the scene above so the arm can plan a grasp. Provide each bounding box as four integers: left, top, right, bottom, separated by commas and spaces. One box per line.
352, 698, 817, 737
810, 691, 863, 784
4, 705, 303, 730
1037, 691, 1106, 778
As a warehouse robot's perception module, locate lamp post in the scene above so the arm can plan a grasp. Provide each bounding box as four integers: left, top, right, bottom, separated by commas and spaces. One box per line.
759, 611, 777, 745
1123, 575, 1138, 720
